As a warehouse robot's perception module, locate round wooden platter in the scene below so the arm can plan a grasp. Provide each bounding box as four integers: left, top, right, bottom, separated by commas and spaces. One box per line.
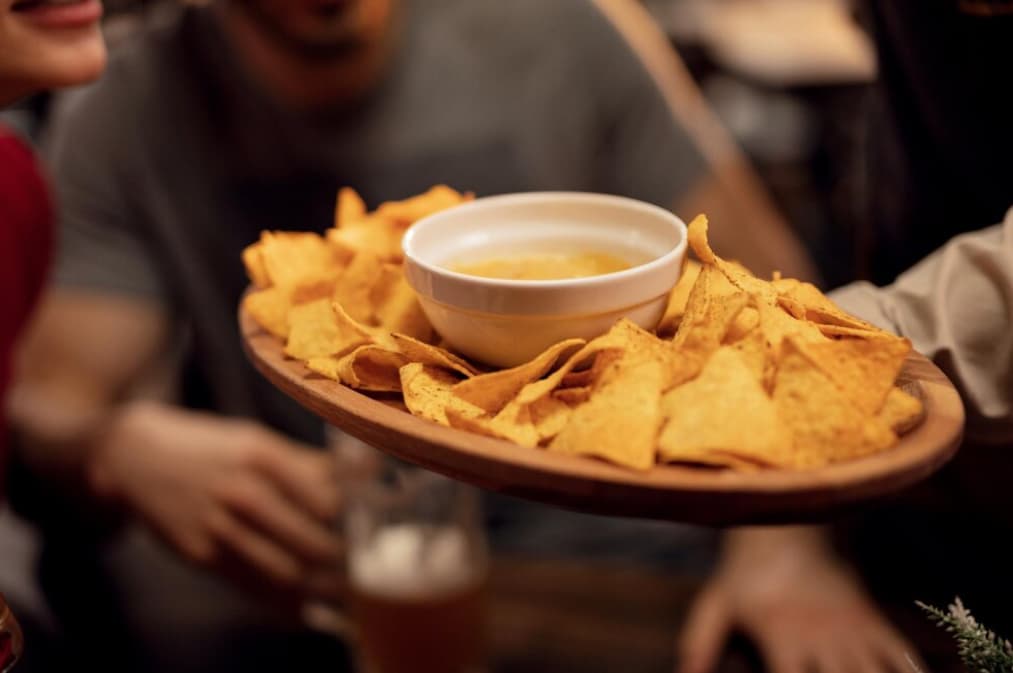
240, 306, 965, 526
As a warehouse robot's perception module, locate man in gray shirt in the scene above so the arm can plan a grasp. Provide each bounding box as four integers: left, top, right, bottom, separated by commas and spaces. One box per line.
8, 0, 813, 671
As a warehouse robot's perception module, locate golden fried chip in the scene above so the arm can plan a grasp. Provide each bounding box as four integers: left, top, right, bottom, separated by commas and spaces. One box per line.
817, 324, 891, 339
326, 218, 403, 262
337, 345, 409, 392
243, 287, 291, 338
515, 319, 662, 406
672, 265, 751, 379
686, 214, 777, 304
375, 185, 472, 225
552, 386, 592, 406
775, 279, 882, 332
400, 363, 482, 426
659, 348, 791, 466
242, 243, 271, 289
452, 338, 585, 414
306, 356, 341, 380
656, 259, 702, 337
548, 357, 664, 470
723, 306, 759, 344
333, 251, 385, 324
796, 336, 911, 415
447, 397, 540, 448
773, 338, 897, 468
530, 395, 573, 444
391, 333, 480, 377
290, 271, 341, 305
373, 269, 433, 341
729, 318, 773, 387
877, 386, 924, 435
285, 299, 345, 360
334, 187, 367, 228
756, 300, 827, 357
259, 231, 336, 287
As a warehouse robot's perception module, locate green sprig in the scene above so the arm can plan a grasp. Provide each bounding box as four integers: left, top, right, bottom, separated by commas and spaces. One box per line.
917, 597, 1013, 673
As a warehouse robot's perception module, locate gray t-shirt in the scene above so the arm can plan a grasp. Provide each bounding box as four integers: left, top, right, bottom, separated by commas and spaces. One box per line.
49, 0, 707, 444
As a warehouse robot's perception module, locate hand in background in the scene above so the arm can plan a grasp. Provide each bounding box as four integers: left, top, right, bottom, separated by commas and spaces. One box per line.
677, 526, 922, 673
89, 401, 344, 603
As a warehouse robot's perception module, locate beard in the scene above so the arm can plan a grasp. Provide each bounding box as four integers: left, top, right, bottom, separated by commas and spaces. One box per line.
229, 0, 373, 62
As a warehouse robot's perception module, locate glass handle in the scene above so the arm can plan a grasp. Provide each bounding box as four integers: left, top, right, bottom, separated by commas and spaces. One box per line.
0, 595, 23, 673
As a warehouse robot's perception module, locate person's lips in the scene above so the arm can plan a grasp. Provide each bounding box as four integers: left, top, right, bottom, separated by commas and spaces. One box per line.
10, 0, 102, 29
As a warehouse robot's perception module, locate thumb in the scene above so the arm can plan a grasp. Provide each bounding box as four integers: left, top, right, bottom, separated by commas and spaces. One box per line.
676, 585, 732, 673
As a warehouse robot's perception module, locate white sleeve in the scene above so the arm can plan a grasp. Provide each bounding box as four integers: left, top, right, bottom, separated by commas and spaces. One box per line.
830, 207, 1013, 445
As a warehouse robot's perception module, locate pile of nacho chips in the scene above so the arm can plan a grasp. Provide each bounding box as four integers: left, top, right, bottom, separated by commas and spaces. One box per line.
243, 187, 923, 471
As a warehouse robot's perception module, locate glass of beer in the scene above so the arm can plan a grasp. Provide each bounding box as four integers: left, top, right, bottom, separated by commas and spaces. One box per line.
346, 469, 488, 673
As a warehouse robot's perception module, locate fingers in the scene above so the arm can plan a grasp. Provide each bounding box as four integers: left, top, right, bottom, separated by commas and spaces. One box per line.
677, 587, 732, 673
249, 433, 343, 521
756, 639, 810, 673
205, 507, 303, 587
216, 474, 342, 566
868, 625, 926, 673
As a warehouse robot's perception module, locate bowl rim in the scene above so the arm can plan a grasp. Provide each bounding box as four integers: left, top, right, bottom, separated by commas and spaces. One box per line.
401, 191, 687, 291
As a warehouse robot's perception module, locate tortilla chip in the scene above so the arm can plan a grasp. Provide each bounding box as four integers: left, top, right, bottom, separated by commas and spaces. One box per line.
513, 322, 655, 407
656, 260, 702, 337
773, 338, 897, 468
400, 363, 482, 426
291, 271, 341, 305
796, 337, 911, 415
306, 356, 341, 380
336, 345, 409, 392
756, 300, 827, 357
530, 395, 573, 444
452, 338, 585, 414
877, 386, 924, 435
375, 185, 472, 225
548, 357, 664, 470
729, 318, 773, 387
332, 251, 386, 324
723, 306, 760, 344
391, 333, 480, 377
334, 187, 367, 228
686, 214, 777, 305
659, 348, 791, 466
326, 218, 404, 263
259, 231, 336, 288
775, 279, 882, 332
672, 265, 751, 378
285, 299, 343, 360
447, 397, 540, 448
243, 286, 291, 339
817, 324, 892, 339
373, 270, 434, 341
552, 385, 593, 406
242, 244, 271, 289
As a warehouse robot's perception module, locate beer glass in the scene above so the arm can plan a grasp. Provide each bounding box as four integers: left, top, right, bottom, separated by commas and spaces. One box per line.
346, 469, 488, 673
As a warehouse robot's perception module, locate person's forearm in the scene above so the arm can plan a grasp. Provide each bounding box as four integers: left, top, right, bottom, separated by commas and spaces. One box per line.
831, 207, 1013, 445
722, 525, 833, 569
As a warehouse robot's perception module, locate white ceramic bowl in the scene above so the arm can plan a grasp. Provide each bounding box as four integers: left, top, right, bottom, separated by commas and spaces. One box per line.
402, 192, 687, 367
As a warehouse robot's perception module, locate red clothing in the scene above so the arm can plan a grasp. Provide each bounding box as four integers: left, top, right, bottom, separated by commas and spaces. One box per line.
0, 125, 53, 488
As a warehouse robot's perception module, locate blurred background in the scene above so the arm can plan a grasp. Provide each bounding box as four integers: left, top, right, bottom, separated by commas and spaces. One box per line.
0, 1, 995, 672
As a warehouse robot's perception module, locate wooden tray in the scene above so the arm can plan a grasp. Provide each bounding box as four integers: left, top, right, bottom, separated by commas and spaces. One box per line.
240, 306, 964, 525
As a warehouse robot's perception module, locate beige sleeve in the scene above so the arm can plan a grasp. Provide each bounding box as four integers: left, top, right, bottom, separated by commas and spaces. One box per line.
830, 207, 1013, 445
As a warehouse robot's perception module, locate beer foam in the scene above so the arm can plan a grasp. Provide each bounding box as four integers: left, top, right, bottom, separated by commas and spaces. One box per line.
350, 524, 478, 599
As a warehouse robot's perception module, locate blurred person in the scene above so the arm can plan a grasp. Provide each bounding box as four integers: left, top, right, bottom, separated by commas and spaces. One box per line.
5, 0, 815, 671
1, 1, 106, 670
679, 3, 1013, 672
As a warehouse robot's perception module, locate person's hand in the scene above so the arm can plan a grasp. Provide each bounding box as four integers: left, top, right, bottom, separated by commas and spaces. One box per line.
87, 401, 344, 602
677, 527, 922, 673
